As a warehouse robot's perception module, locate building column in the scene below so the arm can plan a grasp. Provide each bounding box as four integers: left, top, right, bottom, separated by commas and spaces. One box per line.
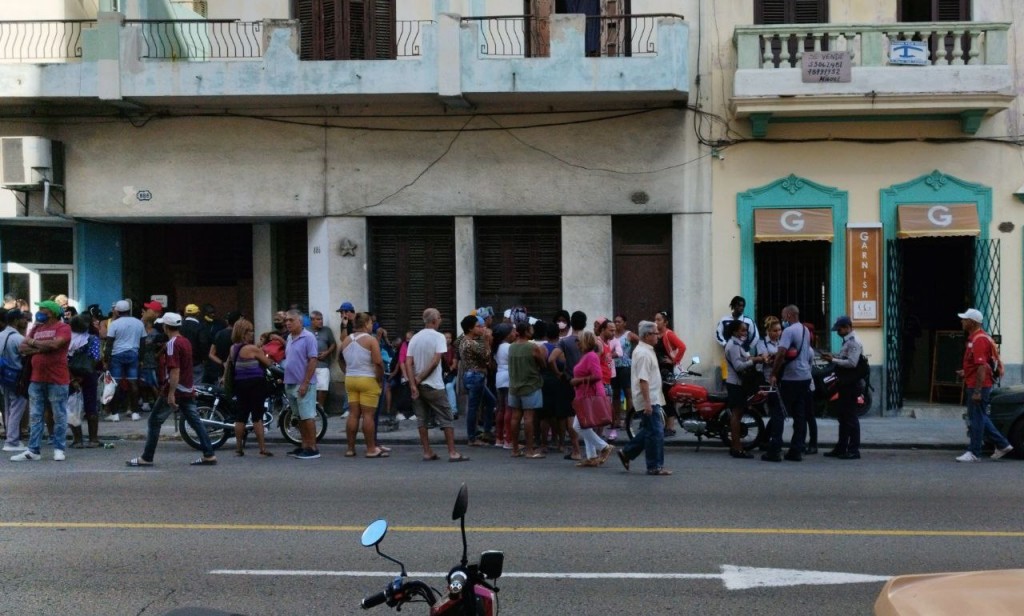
308, 217, 367, 334
673, 212, 712, 355
562, 216, 613, 322
454, 216, 476, 321
252, 224, 274, 336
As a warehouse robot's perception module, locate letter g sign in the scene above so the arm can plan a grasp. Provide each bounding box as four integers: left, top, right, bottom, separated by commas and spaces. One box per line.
927, 205, 952, 227
780, 210, 805, 232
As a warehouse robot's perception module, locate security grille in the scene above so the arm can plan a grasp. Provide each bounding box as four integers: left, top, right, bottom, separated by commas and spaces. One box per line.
754, 240, 830, 346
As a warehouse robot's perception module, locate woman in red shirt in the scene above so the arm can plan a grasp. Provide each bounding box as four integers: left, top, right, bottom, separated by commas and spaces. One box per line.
654, 310, 686, 435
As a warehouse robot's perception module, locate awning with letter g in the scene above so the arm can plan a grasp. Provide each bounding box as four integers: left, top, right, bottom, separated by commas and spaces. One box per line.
897, 204, 980, 238
754, 208, 834, 242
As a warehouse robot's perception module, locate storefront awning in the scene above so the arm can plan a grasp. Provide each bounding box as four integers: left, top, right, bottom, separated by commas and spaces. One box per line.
754, 208, 833, 242
897, 204, 980, 238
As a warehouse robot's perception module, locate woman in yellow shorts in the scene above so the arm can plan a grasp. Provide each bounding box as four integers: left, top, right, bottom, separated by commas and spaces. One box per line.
340, 312, 387, 457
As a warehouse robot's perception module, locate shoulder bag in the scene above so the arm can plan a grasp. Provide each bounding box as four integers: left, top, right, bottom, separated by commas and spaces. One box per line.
572, 388, 613, 429
0, 330, 21, 387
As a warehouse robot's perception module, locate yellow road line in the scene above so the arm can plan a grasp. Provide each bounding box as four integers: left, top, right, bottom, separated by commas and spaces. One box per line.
0, 522, 1021, 538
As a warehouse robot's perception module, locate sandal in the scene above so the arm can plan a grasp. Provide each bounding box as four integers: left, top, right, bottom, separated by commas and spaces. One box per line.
423, 453, 440, 461
259, 450, 274, 457
71, 442, 85, 449
526, 453, 546, 459
190, 457, 218, 466
365, 449, 390, 458
125, 457, 153, 467
344, 450, 356, 457
646, 468, 672, 476
575, 458, 600, 467
510, 450, 525, 458
235, 449, 245, 457
85, 441, 100, 449
448, 454, 470, 463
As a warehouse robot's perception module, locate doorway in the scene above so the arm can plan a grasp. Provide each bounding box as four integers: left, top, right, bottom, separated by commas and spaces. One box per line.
897, 236, 973, 401
612, 215, 671, 327
754, 240, 830, 348
0, 224, 75, 307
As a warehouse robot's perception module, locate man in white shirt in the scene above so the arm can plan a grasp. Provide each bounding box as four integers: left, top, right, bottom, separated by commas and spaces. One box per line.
617, 320, 670, 476
406, 308, 468, 462
104, 299, 146, 421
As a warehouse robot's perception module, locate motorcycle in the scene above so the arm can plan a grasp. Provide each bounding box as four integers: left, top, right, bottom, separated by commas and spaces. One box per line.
360, 484, 504, 615
178, 364, 328, 450
625, 356, 773, 451
811, 356, 873, 418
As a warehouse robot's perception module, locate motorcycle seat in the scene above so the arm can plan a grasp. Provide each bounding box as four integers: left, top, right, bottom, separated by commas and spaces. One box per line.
707, 392, 729, 404
195, 384, 225, 397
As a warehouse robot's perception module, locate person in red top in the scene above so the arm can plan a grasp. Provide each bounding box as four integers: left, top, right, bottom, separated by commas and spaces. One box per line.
126, 312, 218, 467
955, 308, 1013, 463
653, 310, 687, 436
10, 300, 72, 461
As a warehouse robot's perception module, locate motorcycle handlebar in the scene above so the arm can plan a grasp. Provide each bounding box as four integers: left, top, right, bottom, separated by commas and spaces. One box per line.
361, 591, 387, 609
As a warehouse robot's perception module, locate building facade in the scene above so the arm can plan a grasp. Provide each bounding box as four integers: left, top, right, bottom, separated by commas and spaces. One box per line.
0, 0, 1021, 413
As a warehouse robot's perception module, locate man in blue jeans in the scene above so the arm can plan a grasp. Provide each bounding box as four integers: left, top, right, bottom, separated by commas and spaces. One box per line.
104, 299, 147, 422
955, 308, 1013, 462
126, 312, 217, 467
617, 320, 670, 475
11, 301, 71, 462
458, 315, 492, 445
765, 305, 814, 463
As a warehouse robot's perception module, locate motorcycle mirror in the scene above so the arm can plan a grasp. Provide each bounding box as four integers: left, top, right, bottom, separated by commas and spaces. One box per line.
361, 519, 388, 548
692, 356, 701, 365
452, 484, 469, 521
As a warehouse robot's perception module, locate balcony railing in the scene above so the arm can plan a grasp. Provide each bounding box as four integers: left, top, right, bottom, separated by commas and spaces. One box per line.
734, 22, 1009, 69
0, 20, 97, 61
396, 20, 430, 57
125, 19, 262, 60
465, 14, 680, 58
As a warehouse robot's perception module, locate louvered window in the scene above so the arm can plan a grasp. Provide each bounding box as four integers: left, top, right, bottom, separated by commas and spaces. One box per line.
293, 0, 395, 60
475, 217, 562, 325
898, 0, 970, 22
368, 218, 456, 337
754, 0, 827, 25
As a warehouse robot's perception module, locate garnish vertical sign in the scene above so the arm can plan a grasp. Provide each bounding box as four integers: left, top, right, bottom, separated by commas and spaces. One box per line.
847, 224, 882, 327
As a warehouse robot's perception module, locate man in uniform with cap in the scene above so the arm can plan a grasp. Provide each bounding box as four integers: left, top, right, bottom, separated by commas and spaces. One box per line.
103, 299, 146, 421
11, 300, 71, 461
955, 308, 1013, 462
821, 315, 863, 459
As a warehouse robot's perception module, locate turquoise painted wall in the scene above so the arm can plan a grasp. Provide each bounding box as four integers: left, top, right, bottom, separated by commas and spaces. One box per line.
76, 222, 123, 310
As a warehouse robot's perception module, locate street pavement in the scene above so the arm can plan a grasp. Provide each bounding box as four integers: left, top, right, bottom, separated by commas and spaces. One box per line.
88, 407, 971, 450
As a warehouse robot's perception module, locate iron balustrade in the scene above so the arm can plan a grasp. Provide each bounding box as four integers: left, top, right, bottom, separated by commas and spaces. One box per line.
0, 20, 96, 61
466, 14, 680, 58
395, 20, 430, 57
124, 19, 262, 60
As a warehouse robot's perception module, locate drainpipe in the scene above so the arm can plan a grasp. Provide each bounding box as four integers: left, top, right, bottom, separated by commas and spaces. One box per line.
42, 180, 68, 219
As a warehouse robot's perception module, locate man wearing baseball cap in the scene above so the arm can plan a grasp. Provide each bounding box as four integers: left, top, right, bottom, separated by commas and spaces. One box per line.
336, 301, 355, 337
103, 299, 146, 422
139, 300, 165, 412
11, 300, 72, 462
955, 308, 1013, 462
821, 315, 864, 459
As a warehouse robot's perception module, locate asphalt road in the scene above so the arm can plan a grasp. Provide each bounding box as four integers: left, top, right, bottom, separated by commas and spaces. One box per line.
2, 442, 1023, 616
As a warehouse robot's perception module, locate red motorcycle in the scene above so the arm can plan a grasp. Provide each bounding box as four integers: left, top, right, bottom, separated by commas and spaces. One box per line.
360, 484, 503, 615
625, 357, 772, 451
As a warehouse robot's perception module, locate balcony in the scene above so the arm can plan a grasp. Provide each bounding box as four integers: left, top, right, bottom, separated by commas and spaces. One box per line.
732, 22, 1014, 136
0, 11, 688, 112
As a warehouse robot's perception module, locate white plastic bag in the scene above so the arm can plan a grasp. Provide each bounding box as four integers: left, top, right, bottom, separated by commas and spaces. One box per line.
101, 371, 117, 405
67, 391, 83, 427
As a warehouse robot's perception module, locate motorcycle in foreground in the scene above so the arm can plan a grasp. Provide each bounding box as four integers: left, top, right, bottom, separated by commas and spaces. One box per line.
178, 364, 328, 450
811, 355, 873, 418
625, 356, 773, 451
360, 484, 504, 615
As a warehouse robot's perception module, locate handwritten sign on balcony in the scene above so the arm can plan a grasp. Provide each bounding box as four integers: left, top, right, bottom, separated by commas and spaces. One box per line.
801, 51, 851, 83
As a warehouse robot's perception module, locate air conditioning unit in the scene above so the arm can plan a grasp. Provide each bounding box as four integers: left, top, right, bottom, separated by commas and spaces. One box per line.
1, 137, 63, 189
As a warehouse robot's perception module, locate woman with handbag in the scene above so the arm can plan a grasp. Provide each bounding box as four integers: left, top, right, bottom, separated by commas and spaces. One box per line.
570, 331, 614, 468
724, 320, 769, 459
225, 318, 274, 457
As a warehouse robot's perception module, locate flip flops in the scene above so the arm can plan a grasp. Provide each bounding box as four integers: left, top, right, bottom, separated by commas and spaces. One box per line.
190, 457, 217, 466
423, 453, 440, 461
526, 453, 546, 459
448, 454, 470, 463
344, 450, 357, 457
125, 457, 153, 467
259, 451, 274, 457
365, 449, 390, 458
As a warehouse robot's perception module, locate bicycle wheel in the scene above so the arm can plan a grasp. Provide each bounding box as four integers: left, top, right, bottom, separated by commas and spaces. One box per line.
718, 409, 765, 451
177, 406, 230, 451
279, 403, 328, 445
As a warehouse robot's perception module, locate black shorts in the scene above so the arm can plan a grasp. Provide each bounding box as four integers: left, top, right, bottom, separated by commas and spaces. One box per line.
233, 378, 268, 424
726, 383, 748, 410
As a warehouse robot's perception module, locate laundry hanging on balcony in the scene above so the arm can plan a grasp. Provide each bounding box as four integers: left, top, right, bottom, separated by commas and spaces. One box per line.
753, 208, 833, 242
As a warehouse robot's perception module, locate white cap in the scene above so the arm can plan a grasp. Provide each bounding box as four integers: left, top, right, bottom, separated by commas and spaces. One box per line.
155, 312, 182, 327
114, 299, 130, 313
957, 308, 984, 324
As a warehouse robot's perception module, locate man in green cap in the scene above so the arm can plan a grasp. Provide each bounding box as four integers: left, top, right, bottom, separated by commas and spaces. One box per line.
11, 300, 72, 462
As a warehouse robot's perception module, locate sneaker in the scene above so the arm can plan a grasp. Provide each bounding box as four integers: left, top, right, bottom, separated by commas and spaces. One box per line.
140, 402, 152, 412
287, 447, 303, 457
131, 412, 142, 421
991, 445, 1014, 460
10, 450, 41, 461
956, 451, 979, 462
104, 413, 121, 422
53, 449, 66, 461
2, 442, 27, 452
294, 449, 321, 460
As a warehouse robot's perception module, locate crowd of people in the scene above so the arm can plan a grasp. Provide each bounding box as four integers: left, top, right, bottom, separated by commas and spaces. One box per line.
0, 291, 1010, 469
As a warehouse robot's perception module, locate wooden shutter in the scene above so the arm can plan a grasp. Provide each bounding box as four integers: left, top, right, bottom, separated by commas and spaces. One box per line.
755, 0, 827, 25
368, 218, 456, 337
293, 0, 339, 60
475, 217, 562, 325
340, 0, 394, 60
936, 0, 970, 21
369, 0, 395, 59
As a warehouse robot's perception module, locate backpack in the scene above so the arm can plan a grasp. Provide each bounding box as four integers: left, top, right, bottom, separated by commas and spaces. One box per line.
975, 333, 1004, 381
0, 330, 21, 387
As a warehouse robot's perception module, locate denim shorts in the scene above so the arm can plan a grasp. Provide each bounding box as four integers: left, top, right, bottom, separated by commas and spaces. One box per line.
508, 387, 543, 410
285, 383, 317, 420
109, 350, 139, 380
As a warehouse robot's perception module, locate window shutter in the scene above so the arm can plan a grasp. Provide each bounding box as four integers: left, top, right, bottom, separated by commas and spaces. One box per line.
322, 0, 339, 59
294, 0, 317, 60
793, 0, 827, 23
755, 0, 826, 25
755, 0, 786, 25
368, 0, 396, 59
936, 0, 969, 21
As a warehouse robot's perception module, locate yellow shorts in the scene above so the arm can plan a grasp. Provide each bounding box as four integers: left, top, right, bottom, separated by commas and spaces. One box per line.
346, 375, 381, 409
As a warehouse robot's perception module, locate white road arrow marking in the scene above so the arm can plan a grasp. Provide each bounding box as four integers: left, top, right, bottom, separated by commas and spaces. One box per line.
209, 565, 891, 590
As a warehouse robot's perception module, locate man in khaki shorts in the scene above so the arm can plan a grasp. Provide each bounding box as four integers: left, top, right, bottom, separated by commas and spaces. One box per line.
405, 308, 469, 463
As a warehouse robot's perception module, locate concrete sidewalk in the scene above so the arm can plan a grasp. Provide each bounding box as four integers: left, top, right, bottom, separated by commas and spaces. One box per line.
86, 411, 969, 451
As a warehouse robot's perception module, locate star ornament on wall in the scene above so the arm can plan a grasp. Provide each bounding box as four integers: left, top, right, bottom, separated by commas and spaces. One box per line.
339, 238, 358, 257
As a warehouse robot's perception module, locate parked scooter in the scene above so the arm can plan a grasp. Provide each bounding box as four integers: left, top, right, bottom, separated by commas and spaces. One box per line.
360, 484, 504, 615
625, 357, 773, 451
178, 364, 328, 450
811, 356, 873, 418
